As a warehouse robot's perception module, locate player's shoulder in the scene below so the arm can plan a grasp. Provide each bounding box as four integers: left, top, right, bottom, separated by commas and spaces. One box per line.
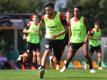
70, 17, 74, 22
59, 12, 66, 19
91, 28, 95, 33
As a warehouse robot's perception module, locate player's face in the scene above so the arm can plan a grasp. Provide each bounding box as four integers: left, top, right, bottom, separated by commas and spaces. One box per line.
74, 8, 80, 17
94, 24, 100, 29
66, 11, 71, 19
45, 6, 54, 17
32, 15, 39, 22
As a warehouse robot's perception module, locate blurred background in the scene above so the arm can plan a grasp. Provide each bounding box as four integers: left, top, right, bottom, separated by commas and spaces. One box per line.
0, 0, 107, 69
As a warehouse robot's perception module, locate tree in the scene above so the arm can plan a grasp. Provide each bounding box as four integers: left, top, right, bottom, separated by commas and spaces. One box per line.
67, 0, 107, 36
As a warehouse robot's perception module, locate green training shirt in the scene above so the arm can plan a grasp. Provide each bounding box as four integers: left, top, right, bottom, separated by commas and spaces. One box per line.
27, 22, 40, 44
89, 28, 101, 46
70, 16, 86, 43
44, 12, 65, 40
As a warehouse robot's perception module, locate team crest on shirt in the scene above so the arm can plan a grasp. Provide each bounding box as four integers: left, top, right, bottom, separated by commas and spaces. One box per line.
45, 44, 49, 48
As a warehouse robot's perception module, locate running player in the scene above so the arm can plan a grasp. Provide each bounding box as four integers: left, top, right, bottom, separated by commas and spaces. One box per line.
60, 5, 95, 73
88, 21, 102, 70
23, 14, 41, 70
39, 2, 68, 78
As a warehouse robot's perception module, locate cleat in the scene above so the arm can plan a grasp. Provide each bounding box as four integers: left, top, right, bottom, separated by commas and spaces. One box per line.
90, 69, 96, 73
40, 69, 45, 79
60, 66, 66, 72
37, 66, 42, 70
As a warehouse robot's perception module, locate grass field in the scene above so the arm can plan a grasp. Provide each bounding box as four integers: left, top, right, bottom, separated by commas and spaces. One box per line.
0, 68, 107, 80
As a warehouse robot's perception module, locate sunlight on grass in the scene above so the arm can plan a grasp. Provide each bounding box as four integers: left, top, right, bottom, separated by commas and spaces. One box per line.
0, 69, 107, 80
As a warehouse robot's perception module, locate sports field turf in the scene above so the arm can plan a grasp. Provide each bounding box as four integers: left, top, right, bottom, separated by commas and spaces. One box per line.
0, 69, 107, 80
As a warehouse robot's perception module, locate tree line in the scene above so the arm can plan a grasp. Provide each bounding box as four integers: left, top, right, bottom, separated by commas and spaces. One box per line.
0, 0, 107, 36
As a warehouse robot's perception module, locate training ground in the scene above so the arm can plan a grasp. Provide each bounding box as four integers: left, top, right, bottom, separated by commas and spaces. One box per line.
0, 69, 107, 80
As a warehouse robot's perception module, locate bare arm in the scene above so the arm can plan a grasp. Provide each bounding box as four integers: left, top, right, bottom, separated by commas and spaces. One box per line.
83, 18, 91, 43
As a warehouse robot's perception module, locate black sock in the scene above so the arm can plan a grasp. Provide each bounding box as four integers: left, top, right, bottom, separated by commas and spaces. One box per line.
99, 62, 101, 67
37, 64, 41, 67
85, 55, 93, 70
41, 66, 45, 69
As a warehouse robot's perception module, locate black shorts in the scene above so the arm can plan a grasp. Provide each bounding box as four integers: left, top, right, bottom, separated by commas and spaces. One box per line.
70, 42, 84, 51
89, 45, 101, 53
20, 41, 28, 54
27, 42, 40, 53
44, 38, 65, 60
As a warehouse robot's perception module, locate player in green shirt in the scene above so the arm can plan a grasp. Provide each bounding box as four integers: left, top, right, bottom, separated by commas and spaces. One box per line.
23, 14, 41, 70
88, 21, 102, 70
60, 5, 95, 73
39, 2, 68, 78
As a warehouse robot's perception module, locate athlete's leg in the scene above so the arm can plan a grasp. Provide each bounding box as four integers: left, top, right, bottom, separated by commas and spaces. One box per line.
36, 51, 41, 68
41, 49, 50, 68
22, 52, 28, 63
40, 39, 52, 78
30, 51, 36, 70
40, 49, 50, 78
60, 43, 79, 72
84, 45, 94, 70
82, 43, 95, 73
20, 52, 28, 70
97, 46, 102, 70
53, 40, 65, 70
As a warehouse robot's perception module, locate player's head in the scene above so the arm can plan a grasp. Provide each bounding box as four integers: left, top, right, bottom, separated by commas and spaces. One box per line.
94, 21, 100, 29
66, 8, 72, 18
44, 2, 54, 17
31, 14, 39, 22
73, 5, 82, 17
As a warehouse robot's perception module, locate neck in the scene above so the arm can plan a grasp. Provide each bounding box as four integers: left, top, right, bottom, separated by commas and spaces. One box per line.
48, 11, 56, 19
74, 16, 81, 21
95, 27, 99, 31
34, 21, 38, 25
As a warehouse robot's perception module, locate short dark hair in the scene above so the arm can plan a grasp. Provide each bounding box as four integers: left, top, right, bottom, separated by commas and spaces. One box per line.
94, 21, 100, 25
44, 2, 54, 8
94, 18, 100, 25
74, 5, 82, 11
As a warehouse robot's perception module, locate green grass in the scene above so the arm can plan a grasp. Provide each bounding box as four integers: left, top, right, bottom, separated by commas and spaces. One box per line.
0, 69, 107, 80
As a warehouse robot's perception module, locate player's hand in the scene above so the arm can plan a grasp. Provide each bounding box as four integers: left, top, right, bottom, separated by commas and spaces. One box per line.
23, 29, 27, 33
51, 35, 58, 40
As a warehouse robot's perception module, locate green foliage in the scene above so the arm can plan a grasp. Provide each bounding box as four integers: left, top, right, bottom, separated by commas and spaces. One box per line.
67, 0, 107, 36
0, 0, 42, 13
0, 0, 106, 35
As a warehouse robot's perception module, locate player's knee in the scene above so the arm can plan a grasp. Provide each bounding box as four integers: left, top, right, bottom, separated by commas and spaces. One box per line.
33, 53, 36, 57
23, 53, 28, 57
98, 53, 102, 58
37, 53, 41, 57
